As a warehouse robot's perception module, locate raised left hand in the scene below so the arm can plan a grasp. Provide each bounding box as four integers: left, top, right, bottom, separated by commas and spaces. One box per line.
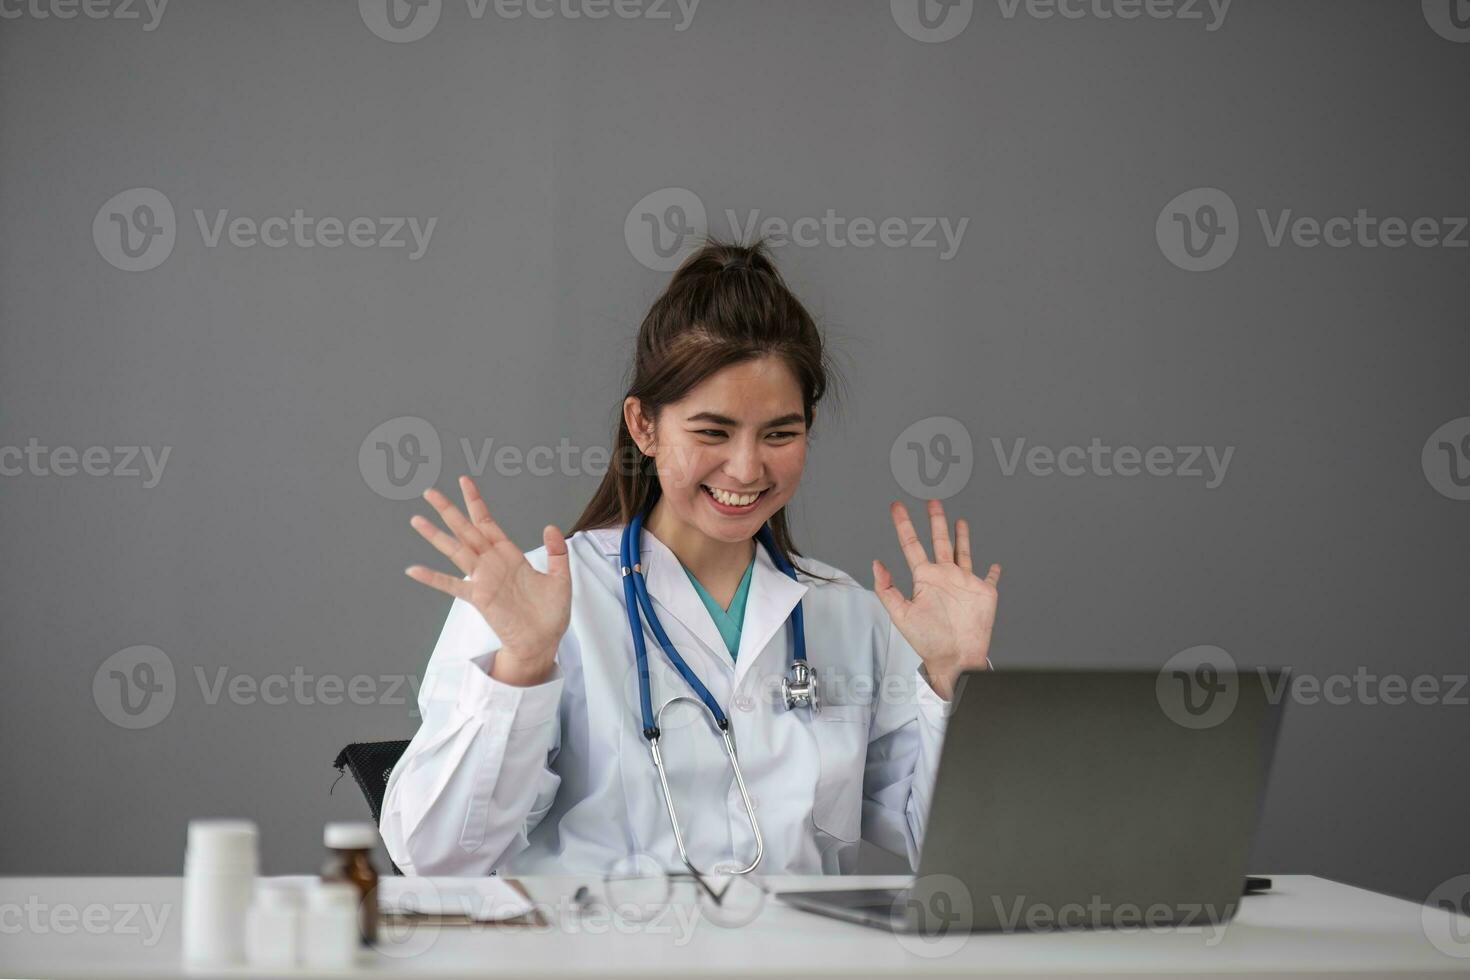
872, 499, 1001, 701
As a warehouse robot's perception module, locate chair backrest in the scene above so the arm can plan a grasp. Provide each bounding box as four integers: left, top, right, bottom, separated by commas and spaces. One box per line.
331, 739, 411, 828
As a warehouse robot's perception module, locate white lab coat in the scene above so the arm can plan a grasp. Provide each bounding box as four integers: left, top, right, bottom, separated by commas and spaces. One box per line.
380, 524, 953, 877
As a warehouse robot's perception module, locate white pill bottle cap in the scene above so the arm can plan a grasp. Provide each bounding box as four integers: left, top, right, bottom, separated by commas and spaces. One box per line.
324, 821, 379, 850
185, 819, 259, 874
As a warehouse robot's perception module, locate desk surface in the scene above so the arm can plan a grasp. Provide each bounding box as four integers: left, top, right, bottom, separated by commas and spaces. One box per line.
1, 874, 1467, 978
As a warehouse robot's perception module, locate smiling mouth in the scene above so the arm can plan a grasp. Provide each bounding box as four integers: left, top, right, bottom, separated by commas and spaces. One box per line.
700, 484, 769, 510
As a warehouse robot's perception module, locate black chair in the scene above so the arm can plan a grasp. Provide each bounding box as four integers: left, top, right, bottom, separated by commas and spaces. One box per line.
331, 739, 411, 874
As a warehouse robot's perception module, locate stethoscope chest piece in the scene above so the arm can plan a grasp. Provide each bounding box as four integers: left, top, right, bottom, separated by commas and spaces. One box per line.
782, 661, 819, 714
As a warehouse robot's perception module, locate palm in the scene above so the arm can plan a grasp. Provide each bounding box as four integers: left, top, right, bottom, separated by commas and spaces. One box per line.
467, 543, 571, 653
894, 561, 998, 664
873, 499, 1002, 698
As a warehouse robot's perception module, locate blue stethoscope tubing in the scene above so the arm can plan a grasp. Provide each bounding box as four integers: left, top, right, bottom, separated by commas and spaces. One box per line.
619, 508, 812, 874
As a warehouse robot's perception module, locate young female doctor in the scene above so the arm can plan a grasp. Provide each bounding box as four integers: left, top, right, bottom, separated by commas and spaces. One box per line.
380, 239, 1002, 878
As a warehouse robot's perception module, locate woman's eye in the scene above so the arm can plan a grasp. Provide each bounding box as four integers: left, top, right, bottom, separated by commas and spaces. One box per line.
693, 429, 799, 440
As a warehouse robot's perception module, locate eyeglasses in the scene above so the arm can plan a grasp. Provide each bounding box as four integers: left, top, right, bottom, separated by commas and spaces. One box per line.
601, 854, 768, 929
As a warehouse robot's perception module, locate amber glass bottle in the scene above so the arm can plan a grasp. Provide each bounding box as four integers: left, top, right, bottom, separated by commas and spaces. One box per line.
321, 823, 380, 945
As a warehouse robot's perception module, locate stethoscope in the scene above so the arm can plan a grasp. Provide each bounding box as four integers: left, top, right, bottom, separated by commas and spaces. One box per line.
620, 508, 819, 875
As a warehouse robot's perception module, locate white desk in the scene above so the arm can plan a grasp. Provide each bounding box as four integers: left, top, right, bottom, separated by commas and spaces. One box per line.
1, 874, 1467, 978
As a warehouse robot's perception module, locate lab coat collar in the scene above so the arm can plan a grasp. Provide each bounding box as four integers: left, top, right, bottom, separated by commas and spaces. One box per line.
587, 525, 809, 691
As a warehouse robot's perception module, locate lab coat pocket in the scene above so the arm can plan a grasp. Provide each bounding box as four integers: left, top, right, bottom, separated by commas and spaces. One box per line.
810, 705, 867, 843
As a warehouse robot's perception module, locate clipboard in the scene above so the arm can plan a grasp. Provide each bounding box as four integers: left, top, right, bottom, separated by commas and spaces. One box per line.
379, 877, 549, 928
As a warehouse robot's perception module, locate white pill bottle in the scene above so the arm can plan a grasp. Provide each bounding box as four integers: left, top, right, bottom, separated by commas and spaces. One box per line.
182, 819, 259, 967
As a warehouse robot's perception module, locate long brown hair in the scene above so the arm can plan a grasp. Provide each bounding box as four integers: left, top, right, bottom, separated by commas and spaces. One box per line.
568, 236, 839, 577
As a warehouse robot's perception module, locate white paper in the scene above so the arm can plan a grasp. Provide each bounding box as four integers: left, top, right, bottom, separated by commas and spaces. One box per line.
376, 876, 535, 921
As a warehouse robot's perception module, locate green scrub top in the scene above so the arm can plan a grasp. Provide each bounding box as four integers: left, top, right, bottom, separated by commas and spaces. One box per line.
681, 555, 756, 661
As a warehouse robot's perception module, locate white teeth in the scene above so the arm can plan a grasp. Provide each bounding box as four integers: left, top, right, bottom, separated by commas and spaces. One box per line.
706, 486, 761, 507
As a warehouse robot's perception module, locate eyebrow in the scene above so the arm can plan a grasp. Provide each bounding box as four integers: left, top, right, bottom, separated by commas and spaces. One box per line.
685, 411, 806, 428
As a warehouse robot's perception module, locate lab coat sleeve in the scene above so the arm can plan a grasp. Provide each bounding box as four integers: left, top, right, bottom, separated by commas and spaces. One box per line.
380, 592, 569, 876
859, 612, 953, 871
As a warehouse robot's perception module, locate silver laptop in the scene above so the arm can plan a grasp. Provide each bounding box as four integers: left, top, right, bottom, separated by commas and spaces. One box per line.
778, 667, 1288, 933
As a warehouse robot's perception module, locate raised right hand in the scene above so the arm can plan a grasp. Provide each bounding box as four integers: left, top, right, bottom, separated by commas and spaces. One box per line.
405, 475, 571, 686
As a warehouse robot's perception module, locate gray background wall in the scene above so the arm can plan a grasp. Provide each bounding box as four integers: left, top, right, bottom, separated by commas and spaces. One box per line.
1, 0, 1466, 907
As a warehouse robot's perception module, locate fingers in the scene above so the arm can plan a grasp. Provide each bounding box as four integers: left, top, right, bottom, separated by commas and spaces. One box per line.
458, 475, 508, 546
543, 524, 570, 581
871, 558, 907, 622
898, 500, 995, 583
424, 486, 491, 553
403, 564, 470, 601
928, 499, 954, 564
409, 513, 478, 575
889, 500, 930, 574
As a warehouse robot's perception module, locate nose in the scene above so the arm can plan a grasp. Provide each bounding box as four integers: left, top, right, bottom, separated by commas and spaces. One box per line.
723, 436, 765, 487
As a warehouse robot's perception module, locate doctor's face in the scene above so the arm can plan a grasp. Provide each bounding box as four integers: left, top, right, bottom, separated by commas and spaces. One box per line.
628, 356, 809, 545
